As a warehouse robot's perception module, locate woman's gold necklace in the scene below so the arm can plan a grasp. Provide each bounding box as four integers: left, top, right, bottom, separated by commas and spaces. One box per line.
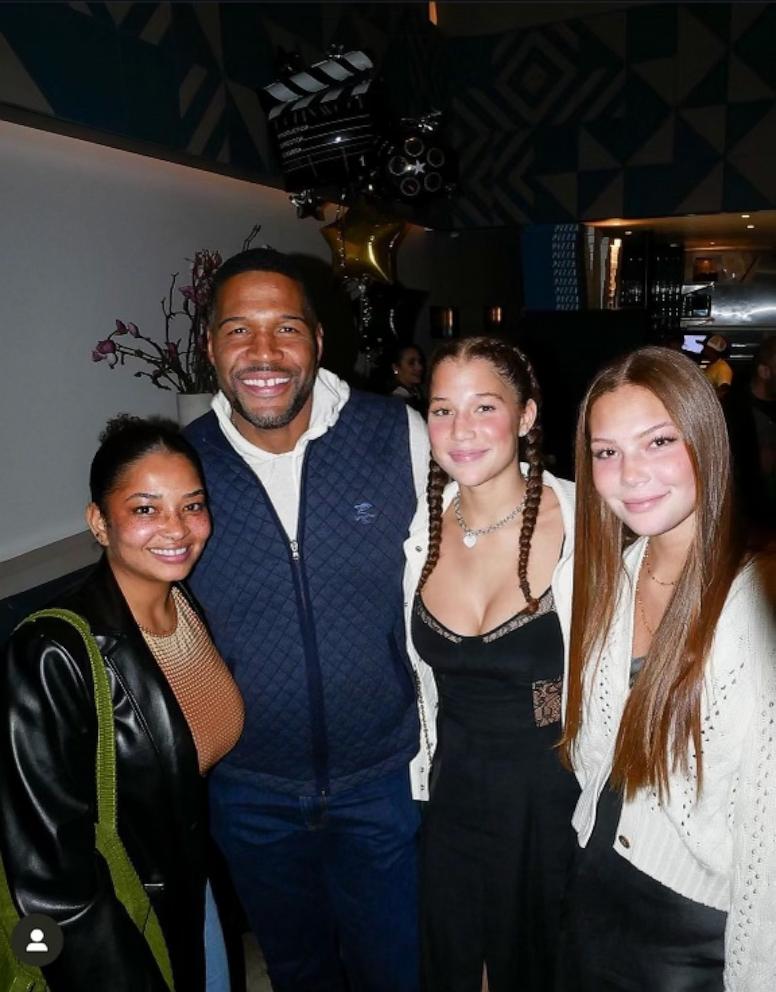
636, 542, 679, 636
136, 594, 178, 637
636, 584, 655, 637
643, 543, 679, 587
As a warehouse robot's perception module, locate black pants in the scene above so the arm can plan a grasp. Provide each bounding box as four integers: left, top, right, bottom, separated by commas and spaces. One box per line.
559, 787, 725, 992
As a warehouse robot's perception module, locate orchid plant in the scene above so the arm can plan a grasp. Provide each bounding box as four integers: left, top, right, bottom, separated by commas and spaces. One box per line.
92, 249, 222, 393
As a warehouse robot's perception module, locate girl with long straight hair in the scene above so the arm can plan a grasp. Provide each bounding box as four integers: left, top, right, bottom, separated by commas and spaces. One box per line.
404, 337, 579, 991
558, 347, 775, 991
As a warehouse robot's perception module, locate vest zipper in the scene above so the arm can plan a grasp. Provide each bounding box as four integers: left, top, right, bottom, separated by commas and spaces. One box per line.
217, 445, 330, 796
287, 451, 330, 796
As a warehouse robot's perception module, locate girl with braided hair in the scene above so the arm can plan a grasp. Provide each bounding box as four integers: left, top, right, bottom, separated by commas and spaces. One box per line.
402, 337, 579, 991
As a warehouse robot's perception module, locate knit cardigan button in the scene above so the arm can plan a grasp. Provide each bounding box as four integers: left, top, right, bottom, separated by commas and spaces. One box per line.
617, 834, 630, 849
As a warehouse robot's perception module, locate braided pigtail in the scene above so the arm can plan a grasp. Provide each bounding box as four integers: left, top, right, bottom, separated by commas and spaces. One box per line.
517, 419, 544, 613
418, 458, 448, 590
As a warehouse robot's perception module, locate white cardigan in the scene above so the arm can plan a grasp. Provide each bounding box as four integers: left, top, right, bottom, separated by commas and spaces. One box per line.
403, 468, 576, 800
570, 536, 776, 992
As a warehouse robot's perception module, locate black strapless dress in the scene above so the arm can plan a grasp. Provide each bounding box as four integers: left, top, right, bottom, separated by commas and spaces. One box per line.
413, 587, 579, 992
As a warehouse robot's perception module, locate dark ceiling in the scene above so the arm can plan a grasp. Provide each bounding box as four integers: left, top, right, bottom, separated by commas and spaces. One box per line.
436, 1, 651, 36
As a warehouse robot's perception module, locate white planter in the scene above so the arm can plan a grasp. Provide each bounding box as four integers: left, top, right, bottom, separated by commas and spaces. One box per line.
176, 392, 213, 426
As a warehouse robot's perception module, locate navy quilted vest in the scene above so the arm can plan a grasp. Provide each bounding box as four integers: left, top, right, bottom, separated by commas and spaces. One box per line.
185, 391, 419, 795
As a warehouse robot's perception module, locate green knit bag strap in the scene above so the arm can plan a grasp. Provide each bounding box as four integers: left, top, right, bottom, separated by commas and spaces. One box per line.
19, 609, 175, 991
0, 861, 45, 990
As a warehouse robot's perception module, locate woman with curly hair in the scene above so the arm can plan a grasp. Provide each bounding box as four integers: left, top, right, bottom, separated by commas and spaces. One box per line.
558, 347, 776, 991
404, 337, 579, 991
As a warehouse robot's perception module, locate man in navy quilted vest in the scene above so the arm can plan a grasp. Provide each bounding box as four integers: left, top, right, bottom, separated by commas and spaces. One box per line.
185, 247, 429, 992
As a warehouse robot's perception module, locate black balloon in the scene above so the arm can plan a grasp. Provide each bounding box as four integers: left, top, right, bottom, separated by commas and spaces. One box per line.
262, 49, 378, 193
367, 283, 428, 343
374, 112, 457, 204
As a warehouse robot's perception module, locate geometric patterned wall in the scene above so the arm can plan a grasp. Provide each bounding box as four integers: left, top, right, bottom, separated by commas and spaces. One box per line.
446, 2, 776, 225
2, 2, 775, 227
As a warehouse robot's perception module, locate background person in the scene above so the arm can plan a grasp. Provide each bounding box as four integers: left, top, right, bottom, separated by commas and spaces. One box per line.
724, 335, 776, 540
748, 335, 776, 525
702, 333, 733, 398
0, 416, 244, 991
405, 337, 578, 992
185, 248, 429, 992
390, 343, 426, 412
559, 347, 775, 991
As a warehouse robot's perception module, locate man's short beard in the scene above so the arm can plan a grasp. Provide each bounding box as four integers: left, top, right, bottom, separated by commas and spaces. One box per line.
230, 374, 315, 431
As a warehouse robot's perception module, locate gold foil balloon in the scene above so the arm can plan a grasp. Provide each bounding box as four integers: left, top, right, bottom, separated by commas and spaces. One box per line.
320, 200, 405, 284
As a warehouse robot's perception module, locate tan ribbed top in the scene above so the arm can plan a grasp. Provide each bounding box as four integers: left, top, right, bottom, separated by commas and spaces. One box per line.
140, 587, 244, 774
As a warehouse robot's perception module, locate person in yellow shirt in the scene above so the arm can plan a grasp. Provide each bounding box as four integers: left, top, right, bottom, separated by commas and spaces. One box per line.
702, 334, 733, 397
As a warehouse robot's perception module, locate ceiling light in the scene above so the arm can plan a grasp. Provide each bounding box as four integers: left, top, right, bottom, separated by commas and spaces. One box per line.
709, 242, 715, 246
741, 214, 750, 219
747, 224, 755, 229
624, 230, 632, 235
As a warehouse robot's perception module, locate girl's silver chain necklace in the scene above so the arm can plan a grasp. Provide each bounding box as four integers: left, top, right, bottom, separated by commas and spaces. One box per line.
453, 492, 527, 548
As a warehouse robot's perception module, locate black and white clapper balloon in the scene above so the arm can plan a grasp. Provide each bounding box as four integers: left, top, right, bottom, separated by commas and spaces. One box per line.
262, 49, 378, 192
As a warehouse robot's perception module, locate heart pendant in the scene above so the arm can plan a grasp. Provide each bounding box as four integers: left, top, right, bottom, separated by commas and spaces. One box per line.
463, 532, 477, 549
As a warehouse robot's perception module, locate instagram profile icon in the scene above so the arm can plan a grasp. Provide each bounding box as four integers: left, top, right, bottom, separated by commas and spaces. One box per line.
11, 913, 64, 967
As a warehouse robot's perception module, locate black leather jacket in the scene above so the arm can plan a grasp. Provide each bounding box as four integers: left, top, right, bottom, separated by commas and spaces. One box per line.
0, 558, 207, 991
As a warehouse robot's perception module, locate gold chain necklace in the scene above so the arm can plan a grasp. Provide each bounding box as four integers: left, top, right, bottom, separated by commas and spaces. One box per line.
637, 540, 678, 637
636, 586, 655, 637
636, 540, 657, 637
643, 543, 678, 587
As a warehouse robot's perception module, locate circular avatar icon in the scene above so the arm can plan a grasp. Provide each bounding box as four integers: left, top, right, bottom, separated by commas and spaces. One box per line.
10, 913, 64, 967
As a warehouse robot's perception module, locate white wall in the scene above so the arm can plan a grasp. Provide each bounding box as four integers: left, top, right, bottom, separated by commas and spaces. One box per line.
0, 120, 330, 561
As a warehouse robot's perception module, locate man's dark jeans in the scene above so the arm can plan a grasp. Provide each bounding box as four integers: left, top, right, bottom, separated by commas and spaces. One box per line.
210, 766, 420, 992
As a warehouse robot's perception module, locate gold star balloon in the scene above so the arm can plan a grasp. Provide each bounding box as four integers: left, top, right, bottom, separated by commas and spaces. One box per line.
320, 200, 406, 284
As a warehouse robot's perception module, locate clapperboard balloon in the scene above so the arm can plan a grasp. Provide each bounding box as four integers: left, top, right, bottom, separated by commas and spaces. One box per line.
263, 50, 378, 192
